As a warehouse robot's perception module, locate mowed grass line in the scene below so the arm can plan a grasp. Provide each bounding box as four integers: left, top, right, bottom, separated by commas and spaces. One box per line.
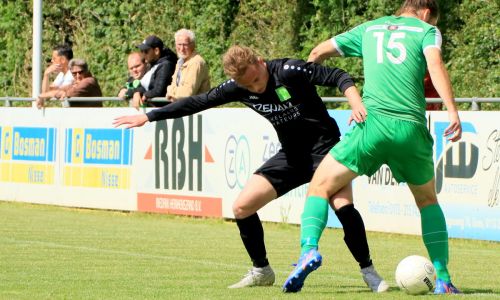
0, 201, 499, 300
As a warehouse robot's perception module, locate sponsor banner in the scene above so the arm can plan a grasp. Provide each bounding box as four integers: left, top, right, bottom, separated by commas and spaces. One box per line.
63, 127, 133, 189
0, 126, 56, 184
353, 111, 500, 241
137, 192, 222, 217
0, 108, 137, 211
430, 111, 499, 241
202, 108, 306, 224
0, 108, 498, 242
134, 113, 217, 215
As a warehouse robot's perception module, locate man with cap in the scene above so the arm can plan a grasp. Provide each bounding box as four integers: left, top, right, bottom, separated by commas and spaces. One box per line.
134, 35, 177, 108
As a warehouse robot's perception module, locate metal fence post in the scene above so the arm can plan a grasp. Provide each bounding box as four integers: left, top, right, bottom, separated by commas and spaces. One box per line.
471, 97, 480, 111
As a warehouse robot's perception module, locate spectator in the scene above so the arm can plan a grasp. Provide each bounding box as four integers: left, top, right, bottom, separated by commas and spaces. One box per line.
36, 58, 102, 108
118, 52, 147, 99
41, 44, 74, 93
424, 70, 443, 110
133, 35, 177, 108
166, 29, 210, 101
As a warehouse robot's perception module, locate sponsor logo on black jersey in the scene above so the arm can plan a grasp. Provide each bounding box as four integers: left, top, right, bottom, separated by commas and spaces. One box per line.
252, 102, 293, 113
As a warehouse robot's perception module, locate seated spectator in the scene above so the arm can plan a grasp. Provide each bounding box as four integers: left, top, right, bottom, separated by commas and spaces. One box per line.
118, 52, 147, 99
36, 58, 102, 108
42, 44, 74, 93
166, 29, 210, 101
133, 35, 177, 109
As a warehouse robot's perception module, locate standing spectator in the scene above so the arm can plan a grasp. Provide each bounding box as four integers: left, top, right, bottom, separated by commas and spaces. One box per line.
133, 35, 177, 108
166, 29, 210, 101
118, 52, 147, 100
36, 58, 102, 108
41, 44, 74, 93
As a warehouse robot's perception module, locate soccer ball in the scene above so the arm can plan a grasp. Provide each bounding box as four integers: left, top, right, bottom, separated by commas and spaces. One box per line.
395, 255, 435, 295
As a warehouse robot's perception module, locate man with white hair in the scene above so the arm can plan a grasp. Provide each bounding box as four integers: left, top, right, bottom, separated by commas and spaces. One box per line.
166, 28, 210, 101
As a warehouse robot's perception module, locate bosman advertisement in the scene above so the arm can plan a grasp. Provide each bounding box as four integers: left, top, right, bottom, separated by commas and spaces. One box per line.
0, 108, 497, 242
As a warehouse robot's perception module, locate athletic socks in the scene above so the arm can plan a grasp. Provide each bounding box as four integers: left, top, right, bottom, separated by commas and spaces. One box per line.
420, 204, 451, 282
235, 213, 269, 268
300, 196, 329, 255
335, 204, 373, 269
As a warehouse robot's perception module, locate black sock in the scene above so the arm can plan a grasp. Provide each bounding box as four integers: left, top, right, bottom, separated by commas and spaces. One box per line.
235, 213, 269, 268
335, 204, 373, 269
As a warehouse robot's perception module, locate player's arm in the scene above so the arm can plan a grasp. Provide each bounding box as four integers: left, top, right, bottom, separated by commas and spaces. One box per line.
113, 84, 231, 129
344, 85, 366, 124
113, 93, 209, 128
308, 39, 341, 64
424, 47, 461, 142
297, 59, 366, 123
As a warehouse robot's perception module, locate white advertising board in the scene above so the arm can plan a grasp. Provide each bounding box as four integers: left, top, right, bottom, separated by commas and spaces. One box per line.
0, 108, 498, 241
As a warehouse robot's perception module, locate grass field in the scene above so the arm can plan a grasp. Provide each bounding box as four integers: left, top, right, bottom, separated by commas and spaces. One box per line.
1, 201, 499, 299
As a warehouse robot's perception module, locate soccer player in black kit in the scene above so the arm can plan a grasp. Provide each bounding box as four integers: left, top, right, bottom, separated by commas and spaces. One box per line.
114, 45, 388, 292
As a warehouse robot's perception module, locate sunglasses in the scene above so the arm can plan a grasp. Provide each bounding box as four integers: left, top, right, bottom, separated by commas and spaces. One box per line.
71, 70, 84, 76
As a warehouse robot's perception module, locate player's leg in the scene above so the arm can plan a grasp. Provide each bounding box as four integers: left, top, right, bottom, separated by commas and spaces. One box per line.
228, 174, 277, 288
408, 180, 460, 294
390, 119, 460, 294
330, 184, 389, 292
283, 155, 357, 293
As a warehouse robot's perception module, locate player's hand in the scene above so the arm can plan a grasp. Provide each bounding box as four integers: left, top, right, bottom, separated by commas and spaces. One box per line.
113, 114, 149, 129
444, 111, 462, 142
348, 102, 367, 125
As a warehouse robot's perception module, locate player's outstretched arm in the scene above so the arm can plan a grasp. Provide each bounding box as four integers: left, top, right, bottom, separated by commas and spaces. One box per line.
425, 48, 462, 142
344, 86, 366, 125
113, 114, 149, 129
308, 39, 340, 64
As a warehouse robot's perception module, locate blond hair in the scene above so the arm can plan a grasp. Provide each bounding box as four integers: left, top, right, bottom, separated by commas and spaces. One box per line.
222, 45, 259, 80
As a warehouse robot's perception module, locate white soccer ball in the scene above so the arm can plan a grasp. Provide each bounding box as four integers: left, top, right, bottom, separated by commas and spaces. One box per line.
395, 255, 435, 295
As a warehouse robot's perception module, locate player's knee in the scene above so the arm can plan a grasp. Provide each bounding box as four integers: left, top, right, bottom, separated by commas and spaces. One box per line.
415, 197, 438, 210
232, 203, 251, 219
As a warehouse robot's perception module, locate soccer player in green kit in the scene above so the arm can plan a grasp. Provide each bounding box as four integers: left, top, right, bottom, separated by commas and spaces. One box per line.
283, 0, 462, 294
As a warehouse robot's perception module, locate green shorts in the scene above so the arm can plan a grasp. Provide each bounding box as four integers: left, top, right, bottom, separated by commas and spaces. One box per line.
330, 112, 434, 185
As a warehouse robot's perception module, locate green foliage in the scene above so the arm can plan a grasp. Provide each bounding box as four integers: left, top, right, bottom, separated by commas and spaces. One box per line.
0, 0, 498, 109
447, 0, 499, 101
0, 1, 32, 96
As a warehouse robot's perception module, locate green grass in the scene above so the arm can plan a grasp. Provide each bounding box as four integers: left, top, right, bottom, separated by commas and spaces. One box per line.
0, 201, 499, 299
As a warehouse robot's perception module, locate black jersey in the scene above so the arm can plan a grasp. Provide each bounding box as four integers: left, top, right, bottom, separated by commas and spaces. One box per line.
146, 58, 354, 157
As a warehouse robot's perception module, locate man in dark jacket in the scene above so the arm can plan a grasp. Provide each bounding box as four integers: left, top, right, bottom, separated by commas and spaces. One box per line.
133, 35, 177, 108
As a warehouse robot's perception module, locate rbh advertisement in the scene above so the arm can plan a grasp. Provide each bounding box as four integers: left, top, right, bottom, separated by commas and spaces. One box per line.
0, 108, 498, 242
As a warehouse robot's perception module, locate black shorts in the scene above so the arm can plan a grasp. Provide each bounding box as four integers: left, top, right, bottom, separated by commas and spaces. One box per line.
254, 149, 329, 197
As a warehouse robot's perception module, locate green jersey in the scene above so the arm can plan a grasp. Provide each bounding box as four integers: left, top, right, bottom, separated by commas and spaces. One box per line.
333, 16, 441, 124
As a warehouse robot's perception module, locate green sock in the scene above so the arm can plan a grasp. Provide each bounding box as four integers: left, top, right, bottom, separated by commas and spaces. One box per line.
420, 204, 450, 282
300, 196, 329, 255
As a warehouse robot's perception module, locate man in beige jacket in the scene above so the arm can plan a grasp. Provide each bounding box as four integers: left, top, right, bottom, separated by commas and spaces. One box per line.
166, 29, 210, 101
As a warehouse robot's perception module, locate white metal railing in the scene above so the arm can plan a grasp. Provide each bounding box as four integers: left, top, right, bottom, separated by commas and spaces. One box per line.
1, 96, 499, 110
